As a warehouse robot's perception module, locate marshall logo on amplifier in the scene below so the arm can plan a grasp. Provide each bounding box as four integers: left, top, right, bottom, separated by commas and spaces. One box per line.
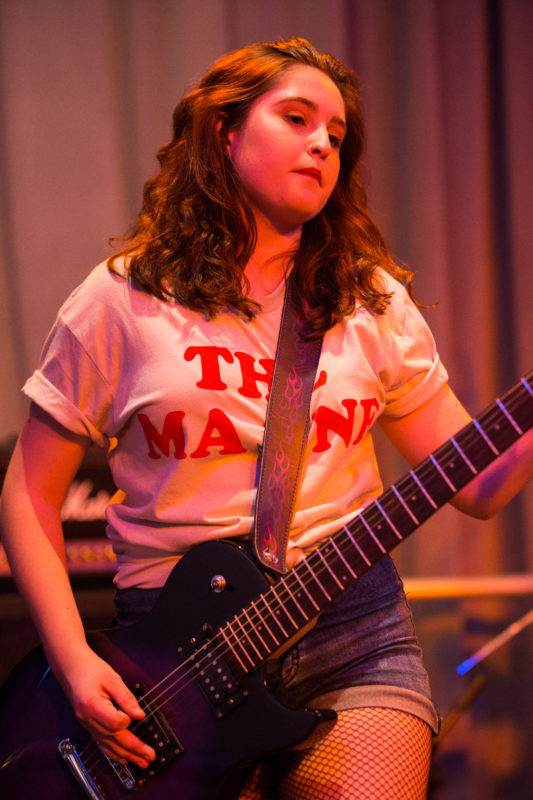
0, 443, 116, 577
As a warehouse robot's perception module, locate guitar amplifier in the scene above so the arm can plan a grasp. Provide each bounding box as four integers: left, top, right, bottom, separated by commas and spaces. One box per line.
0, 439, 117, 578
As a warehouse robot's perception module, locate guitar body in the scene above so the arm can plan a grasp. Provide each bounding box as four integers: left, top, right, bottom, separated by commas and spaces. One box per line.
0, 541, 331, 799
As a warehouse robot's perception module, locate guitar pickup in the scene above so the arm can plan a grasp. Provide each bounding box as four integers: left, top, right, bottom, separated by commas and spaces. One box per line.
182, 626, 250, 718
110, 682, 184, 788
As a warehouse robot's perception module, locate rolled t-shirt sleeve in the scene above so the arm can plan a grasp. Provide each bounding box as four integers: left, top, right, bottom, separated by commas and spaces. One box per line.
23, 319, 113, 447
379, 284, 449, 418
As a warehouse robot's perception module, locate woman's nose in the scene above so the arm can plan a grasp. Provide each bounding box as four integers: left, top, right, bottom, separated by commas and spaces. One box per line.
308, 125, 332, 157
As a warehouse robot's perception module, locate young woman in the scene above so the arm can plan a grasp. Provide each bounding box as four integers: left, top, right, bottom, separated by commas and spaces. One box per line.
1, 38, 531, 799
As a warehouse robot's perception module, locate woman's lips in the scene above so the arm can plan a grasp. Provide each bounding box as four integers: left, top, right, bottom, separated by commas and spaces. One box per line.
294, 168, 322, 185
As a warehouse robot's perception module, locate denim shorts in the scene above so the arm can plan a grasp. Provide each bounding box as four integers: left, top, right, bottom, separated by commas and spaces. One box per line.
113, 554, 440, 735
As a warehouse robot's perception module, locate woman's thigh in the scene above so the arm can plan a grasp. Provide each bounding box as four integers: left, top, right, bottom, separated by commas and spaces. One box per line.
238, 707, 432, 800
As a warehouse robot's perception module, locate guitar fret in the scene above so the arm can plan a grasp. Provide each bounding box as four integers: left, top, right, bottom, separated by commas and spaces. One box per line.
250, 599, 280, 647
472, 418, 500, 455
344, 524, 372, 566
280, 576, 310, 621
316, 549, 345, 590
293, 569, 320, 611
233, 615, 264, 661
451, 436, 477, 474
496, 397, 523, 434
375, 499, 403, 541
429, 454, 457, 492
359, 513, 387, 553
329, 537, 358, 579
410, 470, 438, 509
219, 625, 250, 671
242, 607, 269, 651
272, 583, 298, 629
391, 485, 420, 525
260, 593, 290, 637
303, 559, 332, 601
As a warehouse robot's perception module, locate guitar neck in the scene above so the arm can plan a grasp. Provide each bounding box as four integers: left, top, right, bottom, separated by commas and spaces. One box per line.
217, 371, 533, 676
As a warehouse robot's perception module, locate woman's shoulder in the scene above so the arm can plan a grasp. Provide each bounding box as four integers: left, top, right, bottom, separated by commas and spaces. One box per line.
72, 257, 128, 299
352, 267, 410, 327
373, 266, 408, 300
58, 258, 138, 322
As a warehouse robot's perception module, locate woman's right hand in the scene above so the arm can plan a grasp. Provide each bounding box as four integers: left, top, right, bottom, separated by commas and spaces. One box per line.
51, 643, 156, 769
0, 406, 156, 769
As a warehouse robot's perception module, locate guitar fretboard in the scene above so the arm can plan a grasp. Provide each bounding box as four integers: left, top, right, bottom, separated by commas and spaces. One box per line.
216, 371, 533, 676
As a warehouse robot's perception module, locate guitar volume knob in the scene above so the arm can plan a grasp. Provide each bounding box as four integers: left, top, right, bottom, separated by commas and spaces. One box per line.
210, 574, 227, 593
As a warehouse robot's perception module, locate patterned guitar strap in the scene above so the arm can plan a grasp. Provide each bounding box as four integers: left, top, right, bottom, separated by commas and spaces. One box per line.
253, 280, 323, 574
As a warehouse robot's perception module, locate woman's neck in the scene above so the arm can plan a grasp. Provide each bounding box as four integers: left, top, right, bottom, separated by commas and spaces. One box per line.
245, 213, 301, 297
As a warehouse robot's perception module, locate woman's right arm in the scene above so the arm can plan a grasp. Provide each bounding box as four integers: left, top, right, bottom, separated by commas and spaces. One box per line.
0, 403, 155, 768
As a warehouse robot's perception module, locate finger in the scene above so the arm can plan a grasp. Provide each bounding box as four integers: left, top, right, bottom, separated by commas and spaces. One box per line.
117, 728, 156, 765
77, 691, 131, 733
286, 547, 305, 568
99, 729, 156, 768
106, 675, 146, 721
84, 681, 144, 734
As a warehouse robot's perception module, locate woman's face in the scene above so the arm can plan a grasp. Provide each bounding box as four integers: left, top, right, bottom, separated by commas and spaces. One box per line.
227, 64, 346, 235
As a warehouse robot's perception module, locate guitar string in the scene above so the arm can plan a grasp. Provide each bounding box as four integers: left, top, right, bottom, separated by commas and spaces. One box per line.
78, 386, 531, 777
76, 539, 328, 768
79, 529, 356, 776
80, 388, 530, 775
79, 415, 486, 775
80, 392, 529, 777
99, 384, 525, 711
82, 437, 529, 778
78, 547, 329, 772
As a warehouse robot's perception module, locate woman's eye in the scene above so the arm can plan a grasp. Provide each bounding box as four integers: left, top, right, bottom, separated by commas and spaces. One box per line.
329, 134, 341, 148
285, 113, 306, 126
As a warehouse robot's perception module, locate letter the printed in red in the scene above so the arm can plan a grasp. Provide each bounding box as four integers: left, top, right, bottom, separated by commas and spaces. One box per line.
233, 352, 274, 398
190, 408, 247, 458
138, 411, 186, 460
312, 399, 358, 453
184, 346, 233, 389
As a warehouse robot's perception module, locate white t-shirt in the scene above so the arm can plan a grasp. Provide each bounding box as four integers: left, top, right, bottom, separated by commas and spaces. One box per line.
24, 260, 448, 588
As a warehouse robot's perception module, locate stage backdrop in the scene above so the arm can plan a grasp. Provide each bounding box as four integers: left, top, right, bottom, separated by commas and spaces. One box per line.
0, 2, 532, 797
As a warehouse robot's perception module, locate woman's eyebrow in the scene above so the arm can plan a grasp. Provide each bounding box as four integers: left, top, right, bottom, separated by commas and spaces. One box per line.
275, 96, 346, 130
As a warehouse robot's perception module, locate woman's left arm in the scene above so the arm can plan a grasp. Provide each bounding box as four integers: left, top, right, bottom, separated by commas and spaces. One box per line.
379, 383, 533, 519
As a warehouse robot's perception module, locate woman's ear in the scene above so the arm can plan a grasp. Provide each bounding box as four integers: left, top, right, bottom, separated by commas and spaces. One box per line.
225, 129, 235, 155
216, 112, 232, 153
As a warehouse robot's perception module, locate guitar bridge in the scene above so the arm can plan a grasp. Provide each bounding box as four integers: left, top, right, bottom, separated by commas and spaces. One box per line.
180, 625, 250, 718
59, 738, 105, 799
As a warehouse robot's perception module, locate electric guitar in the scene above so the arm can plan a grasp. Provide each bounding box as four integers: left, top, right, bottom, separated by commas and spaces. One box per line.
0, 371, 531, 799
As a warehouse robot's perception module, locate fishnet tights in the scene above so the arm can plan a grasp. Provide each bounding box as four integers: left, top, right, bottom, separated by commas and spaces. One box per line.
237, 707, 432, 799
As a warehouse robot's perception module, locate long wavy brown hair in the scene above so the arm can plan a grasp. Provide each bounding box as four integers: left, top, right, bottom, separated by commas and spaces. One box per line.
108, 37, 414, 338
